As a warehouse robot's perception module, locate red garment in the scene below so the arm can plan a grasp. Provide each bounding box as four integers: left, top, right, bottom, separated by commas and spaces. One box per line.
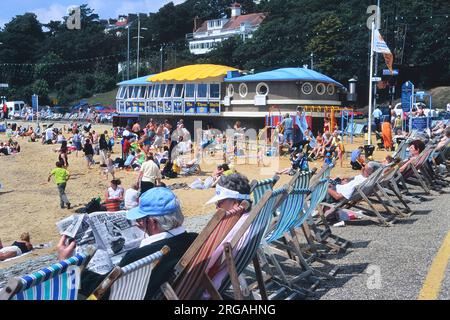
123, 138, 131, 154
382, 122, 393, 149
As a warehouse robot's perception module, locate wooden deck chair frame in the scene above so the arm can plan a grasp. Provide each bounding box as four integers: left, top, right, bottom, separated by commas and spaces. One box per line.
321, 166, 394, 226
375, 165, 413, 217
160, 201, 251, 300
394, 147, 434, 196
301, 164, 352, 254
217, 188, 289, 300
0, 246, 96, 300
255, 172, 325, 297
87, 246, 170, 300
259, 173, 340, 297
185, 188, 286, 300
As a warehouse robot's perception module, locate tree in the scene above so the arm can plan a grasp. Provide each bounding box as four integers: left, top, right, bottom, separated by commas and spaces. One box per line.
306, 14, 346, 76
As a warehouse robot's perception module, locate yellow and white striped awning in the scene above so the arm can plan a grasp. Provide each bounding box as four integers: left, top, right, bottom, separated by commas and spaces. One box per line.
147, 64, 238, 82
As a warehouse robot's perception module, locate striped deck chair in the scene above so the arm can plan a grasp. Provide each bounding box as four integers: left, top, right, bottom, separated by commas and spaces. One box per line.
322, 166, 393, 226
160, 202, 251, 300
88, 246, 170, 300
0, 247, 95, 300
395, 146, 435, 195
250, 175, 280, 205
353, 124, 364, 136
258, 171, 338, 295
299, 164, 351, 253
374, 164, 413, 217
206, 188, 288, 300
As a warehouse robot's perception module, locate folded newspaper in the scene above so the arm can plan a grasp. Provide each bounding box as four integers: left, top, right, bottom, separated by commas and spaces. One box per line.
56, 211, 144, 275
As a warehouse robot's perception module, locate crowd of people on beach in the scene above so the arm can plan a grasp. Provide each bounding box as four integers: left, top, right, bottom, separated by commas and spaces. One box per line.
1, 109, 449, 300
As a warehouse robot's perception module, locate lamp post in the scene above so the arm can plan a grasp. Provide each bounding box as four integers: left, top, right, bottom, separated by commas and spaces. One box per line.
310, 52, 314, 70
134, 16, 147, 78
160, 45, 164, 73
126, 24, 131, 80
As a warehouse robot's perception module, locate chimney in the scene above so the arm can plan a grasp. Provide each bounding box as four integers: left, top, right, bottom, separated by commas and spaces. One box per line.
230, 2, 242, 18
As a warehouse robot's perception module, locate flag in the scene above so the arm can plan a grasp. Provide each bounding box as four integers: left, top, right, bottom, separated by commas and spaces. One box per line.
373, 29, 394, 74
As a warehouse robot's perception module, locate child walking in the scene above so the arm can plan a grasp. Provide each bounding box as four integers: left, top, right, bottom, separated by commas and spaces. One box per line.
103, 152, 116, 180
48, 161, 71, 209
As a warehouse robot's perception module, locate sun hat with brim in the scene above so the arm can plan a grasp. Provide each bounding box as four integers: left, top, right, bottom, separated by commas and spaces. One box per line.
205, 184, 251, 205
126, 187, 180, 220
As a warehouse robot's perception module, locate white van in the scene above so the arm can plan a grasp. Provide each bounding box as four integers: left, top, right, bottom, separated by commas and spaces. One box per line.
5, 101, 26, 118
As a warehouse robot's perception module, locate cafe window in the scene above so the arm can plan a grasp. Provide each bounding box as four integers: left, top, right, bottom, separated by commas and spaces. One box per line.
152, 84, 160, 98
210, 84, 220, 99
173, 84, 184, 98
185, 84, 195, 98
159, 84, 166, 98
197, 84, 208, 99
165, 84, 174, 98
139, 86, 147, 98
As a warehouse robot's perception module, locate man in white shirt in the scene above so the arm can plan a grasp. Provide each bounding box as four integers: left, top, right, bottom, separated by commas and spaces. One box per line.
43, 127, 54, 144
372, 106, 383, 132
137, 154, 162, 194
327, 162, 378, 201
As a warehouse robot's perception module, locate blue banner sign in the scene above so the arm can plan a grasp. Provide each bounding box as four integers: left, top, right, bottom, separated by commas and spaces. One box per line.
32, 94, 39, 110
411, 117, 428, 131
209, 101, 220, 114
383, 69, 399, 76
185, 101, 195, 114
157, 101, 164, 113
196, 101, 209, 114
173, 100, 183, 114
401, 81, 414, 112
125, 101, 145, 113
164, 101, 173, 113
149, 101, 157, 113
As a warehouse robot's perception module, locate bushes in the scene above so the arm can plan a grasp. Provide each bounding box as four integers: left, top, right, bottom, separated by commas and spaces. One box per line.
55, 72, 116, 105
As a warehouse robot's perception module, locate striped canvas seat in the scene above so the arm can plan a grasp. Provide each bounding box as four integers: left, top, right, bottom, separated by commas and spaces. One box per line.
206, 188, 287, 295
250, 175, 280, 205
89, 246, 170, 300
265, 171, 311, 243
0, 248, 95, 300
165, 203, 249, 300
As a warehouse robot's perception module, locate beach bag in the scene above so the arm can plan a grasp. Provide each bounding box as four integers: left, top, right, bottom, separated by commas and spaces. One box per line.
104, 199, 121, 212
85, 197, 102, 213
162, 161, 177, 178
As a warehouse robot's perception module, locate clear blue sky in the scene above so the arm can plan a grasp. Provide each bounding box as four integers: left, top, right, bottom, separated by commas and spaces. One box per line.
0, 0, 186, 28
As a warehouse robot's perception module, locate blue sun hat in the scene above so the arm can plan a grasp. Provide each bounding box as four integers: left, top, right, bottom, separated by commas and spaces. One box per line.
126, 187, 180, 220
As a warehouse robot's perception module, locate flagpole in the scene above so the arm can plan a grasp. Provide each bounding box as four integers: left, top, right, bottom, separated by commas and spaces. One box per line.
368, 19, 375, 146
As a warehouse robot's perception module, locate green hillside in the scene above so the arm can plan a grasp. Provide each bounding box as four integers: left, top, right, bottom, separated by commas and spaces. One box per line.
84, 89, 118, 106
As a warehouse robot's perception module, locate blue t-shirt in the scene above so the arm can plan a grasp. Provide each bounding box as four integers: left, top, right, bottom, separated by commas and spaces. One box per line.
351, 149, 362, 162
282, 118, 293, 131
372, 109, 383, 119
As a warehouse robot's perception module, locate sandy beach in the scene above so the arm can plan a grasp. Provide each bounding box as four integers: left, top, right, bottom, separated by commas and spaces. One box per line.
0, 121, 389, 268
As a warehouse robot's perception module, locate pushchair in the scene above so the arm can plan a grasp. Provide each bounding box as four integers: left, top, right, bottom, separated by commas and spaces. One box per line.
374, 131, 385, 150
179, 158, 201, 175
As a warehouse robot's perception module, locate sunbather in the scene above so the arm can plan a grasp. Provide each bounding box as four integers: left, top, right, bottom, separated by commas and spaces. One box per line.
326, 161, 379, 202
57, 187, 198, 299
399, 139, 426, 172
350, 146, 366, 170
0, 232, 33, 261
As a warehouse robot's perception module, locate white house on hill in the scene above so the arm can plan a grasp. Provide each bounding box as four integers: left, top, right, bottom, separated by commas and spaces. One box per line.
187, 2, 266, 55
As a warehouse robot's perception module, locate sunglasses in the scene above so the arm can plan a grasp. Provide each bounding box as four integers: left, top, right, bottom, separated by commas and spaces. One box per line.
216, 199, 228, 207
